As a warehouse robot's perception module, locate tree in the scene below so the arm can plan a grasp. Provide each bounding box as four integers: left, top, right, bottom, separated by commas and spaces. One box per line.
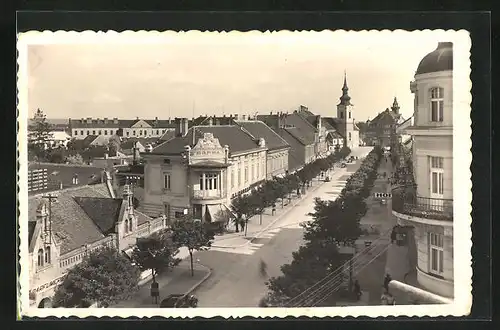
107, 135, 121, 157
66, 153, 85, 165
171, 217, 214, 276
230, 195, 254, 233
52, 246, 140, 308
131, 228, 181, 285
28, 108, 54, 160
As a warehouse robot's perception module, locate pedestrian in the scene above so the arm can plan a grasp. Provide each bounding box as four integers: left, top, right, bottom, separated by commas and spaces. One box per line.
353, 280, 362, 301
259, 259, 268, 278
383, 274, 392, 293
390, 227, 397, 244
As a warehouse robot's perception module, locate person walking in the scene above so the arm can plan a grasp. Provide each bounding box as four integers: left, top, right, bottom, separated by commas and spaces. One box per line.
353, 280, 362, 301
259, 259, 268, 278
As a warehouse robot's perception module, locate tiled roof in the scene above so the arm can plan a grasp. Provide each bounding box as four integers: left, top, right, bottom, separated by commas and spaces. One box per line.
74, 197, 124, 235
28, 184, 112, 254
257, 112, 317, 146
234, 120, 290, 151
276, 128, 305, 172
189, 116, 235, 127
28, 163, 105, 195
158, 129, 176, 141
144, 120, 176, 128
322, 117, 345, 138
28, 221, 37, 249
151, 125, 260, 156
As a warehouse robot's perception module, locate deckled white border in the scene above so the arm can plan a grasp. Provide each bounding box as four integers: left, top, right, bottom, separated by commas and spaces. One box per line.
17, 29, 472, 318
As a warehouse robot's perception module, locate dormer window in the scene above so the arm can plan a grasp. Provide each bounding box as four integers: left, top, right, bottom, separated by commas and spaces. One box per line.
430, 87, 444, 122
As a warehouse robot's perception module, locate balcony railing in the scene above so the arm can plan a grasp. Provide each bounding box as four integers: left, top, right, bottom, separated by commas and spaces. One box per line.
392, 185, 453, 221
192, 189, 224, 200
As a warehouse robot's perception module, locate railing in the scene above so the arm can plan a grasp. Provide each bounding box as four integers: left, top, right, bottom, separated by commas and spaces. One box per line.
192, 189, 224, 200
392, 186, 453, 221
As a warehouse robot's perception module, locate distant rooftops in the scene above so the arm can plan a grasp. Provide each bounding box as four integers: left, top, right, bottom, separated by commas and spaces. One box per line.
69, 117, 177, 129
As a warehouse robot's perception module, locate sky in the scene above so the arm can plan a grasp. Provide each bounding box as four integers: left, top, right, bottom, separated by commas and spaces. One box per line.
26, 31, 454, 122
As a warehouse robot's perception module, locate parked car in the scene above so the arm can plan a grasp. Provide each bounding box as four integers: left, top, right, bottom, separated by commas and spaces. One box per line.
160, 294, 198, 308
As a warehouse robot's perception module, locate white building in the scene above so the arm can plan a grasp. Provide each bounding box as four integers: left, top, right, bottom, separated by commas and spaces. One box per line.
140, 118, 270, 226
392, 42, 454, 298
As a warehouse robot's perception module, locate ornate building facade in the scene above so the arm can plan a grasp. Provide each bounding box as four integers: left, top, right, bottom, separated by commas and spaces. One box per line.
392, 42, 454, 298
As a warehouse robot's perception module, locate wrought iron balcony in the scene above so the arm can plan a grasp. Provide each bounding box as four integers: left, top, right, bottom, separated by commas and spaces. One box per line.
192, 189, 224, 200
392, 185, 453, 221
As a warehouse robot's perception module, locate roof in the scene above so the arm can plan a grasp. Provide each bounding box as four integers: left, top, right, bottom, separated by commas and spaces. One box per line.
190, 160, 229, 168
74, 197, 124, 235
28, 221, 37, 247
158, 129, 176, 141
70, 118, 176, 129
28, 163, 104, 195
151, 125, 260, 156
416, 42, 453, 75
321, 117, 345, 138
234, 120, 289, 151
276, 128, 305, 172
83, 135, 100, 146
189, 116, 235, 127
257, 112, 317, 146
28, 184, 112, 254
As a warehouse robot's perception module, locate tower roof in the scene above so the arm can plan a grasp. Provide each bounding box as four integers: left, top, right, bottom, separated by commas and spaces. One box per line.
339, 71, 352, 106
415, 42, 453, 75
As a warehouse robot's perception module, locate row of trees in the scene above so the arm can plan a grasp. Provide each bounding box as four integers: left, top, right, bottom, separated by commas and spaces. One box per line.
230, 147, 352, 233
261, 146, 384, 307
52, 217, 214, 308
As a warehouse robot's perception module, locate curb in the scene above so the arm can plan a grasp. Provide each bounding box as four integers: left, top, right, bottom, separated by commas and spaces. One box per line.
211, 167, 348, 249
185, 263, 212, 296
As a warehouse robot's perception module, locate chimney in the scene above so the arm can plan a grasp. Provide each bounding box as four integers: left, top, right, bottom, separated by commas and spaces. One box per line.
175, 118, 189, 137
242, 115, 246, 121
81, 118, 85, 123
104, 117, 108, 124
208, 117, 213, 126
234, 114, 239, 120
316, 115, 322, 132
104, 153, 109, 159
175, 118, 182, 136
223, 145, 229, 163
216, 118, 221, 126
113, 117, 119, 124
270, 111, 273, 115
86, 117, 92, 124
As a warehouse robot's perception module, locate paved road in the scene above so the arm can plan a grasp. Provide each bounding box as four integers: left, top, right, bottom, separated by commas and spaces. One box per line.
191, 148, 373, 307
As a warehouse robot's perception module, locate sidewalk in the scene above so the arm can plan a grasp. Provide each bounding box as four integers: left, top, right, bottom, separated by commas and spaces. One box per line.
113, 258, 211, 308
211, 167, 349, 249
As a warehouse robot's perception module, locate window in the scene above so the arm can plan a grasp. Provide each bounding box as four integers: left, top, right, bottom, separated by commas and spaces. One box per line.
139, 130, 143, 136
164, 174, 171, 190
244, 166, 248, 182
238, 168, 241, 186
109, 130, 113, 135
340, 111, 344, 119
156, 130, 159, 135
86, 130, 90, 135
430, 87, 444, 122
37, 249, 44, 267
92, 130, 96, 135
133, 130, 136, 136
162, 130, 166, 134
98, 130, 102, 135
429, 232, 444, 275
45, 246, 51, 264
231, 170, 234, 188
126, 131, 130, 137
104, 130, 108, 135
124, 219, 129, 233
74, 130, 78, 136
128, 217, 133, 232
174, 211, 185, 219
203, 173, 218, 190
251, 164, 255, 181
349, 132, 352, 141
348, 111, 351, 119
256, 162, 260, 179
430, 156, 444, 195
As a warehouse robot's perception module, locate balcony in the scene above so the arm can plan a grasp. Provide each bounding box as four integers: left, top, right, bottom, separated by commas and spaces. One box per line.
192, 189, 224, 200
392, 186, 453, 221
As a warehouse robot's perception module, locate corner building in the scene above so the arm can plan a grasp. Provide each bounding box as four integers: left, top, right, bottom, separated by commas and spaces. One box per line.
392, 42, 454, 298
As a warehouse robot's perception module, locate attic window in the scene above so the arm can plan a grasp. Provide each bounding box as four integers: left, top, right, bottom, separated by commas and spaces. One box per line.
163, 159, 171, 164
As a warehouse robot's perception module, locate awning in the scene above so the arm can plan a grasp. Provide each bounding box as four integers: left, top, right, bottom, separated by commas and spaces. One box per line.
206, 204, 236, 223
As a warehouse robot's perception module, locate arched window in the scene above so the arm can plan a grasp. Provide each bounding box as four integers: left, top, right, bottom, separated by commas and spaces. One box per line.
430, 87, 444, 122
128, 217, 133, 232
45, 246, 51, 264
348, 111, 351, 119
37, 249, 44, 267
124, 219, 129, 233
340, 111, 344, 119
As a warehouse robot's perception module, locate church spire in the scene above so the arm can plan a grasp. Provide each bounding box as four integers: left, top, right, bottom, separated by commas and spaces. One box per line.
339, 70, 352, 106
391, 96, 400, 114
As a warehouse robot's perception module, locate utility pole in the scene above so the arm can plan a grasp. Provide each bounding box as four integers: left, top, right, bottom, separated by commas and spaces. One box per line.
41, 193, 58, 244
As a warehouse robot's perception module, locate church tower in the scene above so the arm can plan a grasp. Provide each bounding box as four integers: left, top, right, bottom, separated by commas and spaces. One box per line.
336, 71, 359, 149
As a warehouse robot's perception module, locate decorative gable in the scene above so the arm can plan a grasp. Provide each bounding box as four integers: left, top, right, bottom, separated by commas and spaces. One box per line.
189, 132, 227, 165
131, 120, 152, 129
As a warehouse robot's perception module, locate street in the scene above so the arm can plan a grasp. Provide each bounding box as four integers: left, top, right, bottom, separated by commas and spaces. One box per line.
191, 147, 373, 307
